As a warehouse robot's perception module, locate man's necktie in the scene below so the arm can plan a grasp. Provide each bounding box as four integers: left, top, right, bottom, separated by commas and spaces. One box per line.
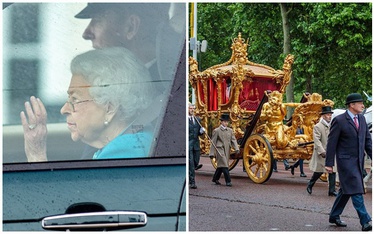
354, 116, 359, 129
190, 116, 194, 124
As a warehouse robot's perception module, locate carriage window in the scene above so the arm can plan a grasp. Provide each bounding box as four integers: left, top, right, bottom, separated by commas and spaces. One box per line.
3, 2, 186, 163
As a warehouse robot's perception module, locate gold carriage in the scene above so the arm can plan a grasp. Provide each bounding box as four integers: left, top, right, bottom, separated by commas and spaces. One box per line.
189, 33, 333, 184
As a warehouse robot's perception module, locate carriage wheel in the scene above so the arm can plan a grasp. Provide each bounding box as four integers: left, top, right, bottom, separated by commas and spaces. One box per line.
243, 134, 273, 184
319, 172, 328, 182
210, 154, 240, 171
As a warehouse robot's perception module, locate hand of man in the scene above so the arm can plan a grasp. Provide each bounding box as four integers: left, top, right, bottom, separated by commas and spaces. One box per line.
325, 166, 333, 173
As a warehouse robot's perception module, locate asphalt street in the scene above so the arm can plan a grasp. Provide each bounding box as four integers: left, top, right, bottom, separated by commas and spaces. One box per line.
189, 156, 372, 232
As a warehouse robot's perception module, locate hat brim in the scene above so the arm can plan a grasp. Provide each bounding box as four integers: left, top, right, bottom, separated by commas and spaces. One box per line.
345, 99, 364, 105
320, 111, 333, 115
75, 5, 95, 19
75, 3, 117, 19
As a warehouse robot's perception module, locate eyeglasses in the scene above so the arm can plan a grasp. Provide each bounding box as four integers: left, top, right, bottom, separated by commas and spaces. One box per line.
66, 99, 94, 112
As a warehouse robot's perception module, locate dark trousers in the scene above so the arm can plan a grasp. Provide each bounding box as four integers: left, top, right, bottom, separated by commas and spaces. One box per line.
292, 159, 304, 173
308, 172, 336, 193
330, 189, 371, 225
213, 167, 231, 183
308, 172, 323, 187
189, 148, 196, 185
192, 148, 201, 168
273, 159, 289, 170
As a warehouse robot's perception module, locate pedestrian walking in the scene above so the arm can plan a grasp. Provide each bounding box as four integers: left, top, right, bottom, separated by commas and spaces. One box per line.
306, 106, 337, 196
209, 114, 239, 187
325, 93, 372, 231
188, 103, 205, 189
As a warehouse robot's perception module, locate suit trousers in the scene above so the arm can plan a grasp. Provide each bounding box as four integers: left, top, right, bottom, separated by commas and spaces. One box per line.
213, 167, 231, 183
189, 148, 196, 185
192, 148, 201, 168
330, 188, 371, 225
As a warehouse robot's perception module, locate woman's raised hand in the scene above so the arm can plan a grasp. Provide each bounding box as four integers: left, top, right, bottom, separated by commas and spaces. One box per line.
20, 96, 48, 162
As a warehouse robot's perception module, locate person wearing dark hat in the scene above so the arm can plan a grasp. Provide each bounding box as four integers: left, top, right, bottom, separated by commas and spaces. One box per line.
74, 2, 183, 92
188, 103, 205, 189
75, 3, 169, 60
209, 114, 240, 187
325, 93, 372, 231
306, 105, 337, 196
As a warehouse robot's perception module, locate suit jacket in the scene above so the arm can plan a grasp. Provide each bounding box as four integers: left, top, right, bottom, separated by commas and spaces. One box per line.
309, 118, 329, 172
209, 125, 239, 168
189, 116, 203, 151
325, 111, 372, 194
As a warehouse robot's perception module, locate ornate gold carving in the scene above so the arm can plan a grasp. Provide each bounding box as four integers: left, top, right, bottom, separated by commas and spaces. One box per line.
279, 54, 294, 93
259, 90, 333, 160
260, 91, 292, 149
231, 32, 248, 65
189, 57, 199, 75
271, 54, 295, 94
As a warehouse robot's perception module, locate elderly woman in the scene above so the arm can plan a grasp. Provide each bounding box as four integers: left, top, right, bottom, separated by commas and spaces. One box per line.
20, 47, 158, 161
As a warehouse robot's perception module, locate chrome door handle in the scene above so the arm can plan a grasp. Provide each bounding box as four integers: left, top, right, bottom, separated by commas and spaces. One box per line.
42, 211, 147, 230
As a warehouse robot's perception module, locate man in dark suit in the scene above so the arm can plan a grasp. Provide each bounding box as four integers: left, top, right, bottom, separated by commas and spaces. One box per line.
325, 93, 372, 231
188, 103, 204, 189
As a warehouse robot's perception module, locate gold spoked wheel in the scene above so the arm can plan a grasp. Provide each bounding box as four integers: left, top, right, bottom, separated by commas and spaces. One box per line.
243, 134, 273, 184
210, 154, 240, 171
319, 172, 328, 182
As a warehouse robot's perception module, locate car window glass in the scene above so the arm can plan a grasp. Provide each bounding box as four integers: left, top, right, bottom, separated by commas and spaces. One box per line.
3, 2, 186, 163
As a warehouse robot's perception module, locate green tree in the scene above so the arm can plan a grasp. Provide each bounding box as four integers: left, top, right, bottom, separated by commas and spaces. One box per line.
291, 3, 372, 107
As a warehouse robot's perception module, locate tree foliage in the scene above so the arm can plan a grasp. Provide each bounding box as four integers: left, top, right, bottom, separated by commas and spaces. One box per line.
191, 3, 372, 108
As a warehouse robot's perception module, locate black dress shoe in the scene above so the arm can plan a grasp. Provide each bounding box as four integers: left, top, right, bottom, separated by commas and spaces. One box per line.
306, 186, 312, 194
226, 182, 232, 187
329, 218, 347, 227
328, 191, 338, 196
290, 166, 295, 175
300, 173, 307, 177
195, 164, 203, 170
190, 184, 197, 189
285, 165, 291, 170
362, 222, 372, 231
212, 180, 221, 185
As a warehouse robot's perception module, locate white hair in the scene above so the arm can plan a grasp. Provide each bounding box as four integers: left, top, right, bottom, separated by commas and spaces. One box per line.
70, 47, 157, 122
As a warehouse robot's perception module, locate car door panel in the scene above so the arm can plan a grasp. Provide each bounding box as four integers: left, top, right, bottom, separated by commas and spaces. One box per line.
4, 160, 186, 231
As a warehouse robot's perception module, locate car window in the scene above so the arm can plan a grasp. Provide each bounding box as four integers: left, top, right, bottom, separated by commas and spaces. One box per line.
3, 2, 186, 164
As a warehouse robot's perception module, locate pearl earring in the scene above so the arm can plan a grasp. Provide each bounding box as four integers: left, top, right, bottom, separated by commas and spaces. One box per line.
104, 120, 109, 125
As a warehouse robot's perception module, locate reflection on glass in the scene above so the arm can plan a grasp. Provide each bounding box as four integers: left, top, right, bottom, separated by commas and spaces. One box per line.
3, 2, 186, 162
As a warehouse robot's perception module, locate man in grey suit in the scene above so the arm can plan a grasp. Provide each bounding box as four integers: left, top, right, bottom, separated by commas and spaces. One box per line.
209, 114, 239, 187
306, 105, 337, 196
325, 93, 372, 231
